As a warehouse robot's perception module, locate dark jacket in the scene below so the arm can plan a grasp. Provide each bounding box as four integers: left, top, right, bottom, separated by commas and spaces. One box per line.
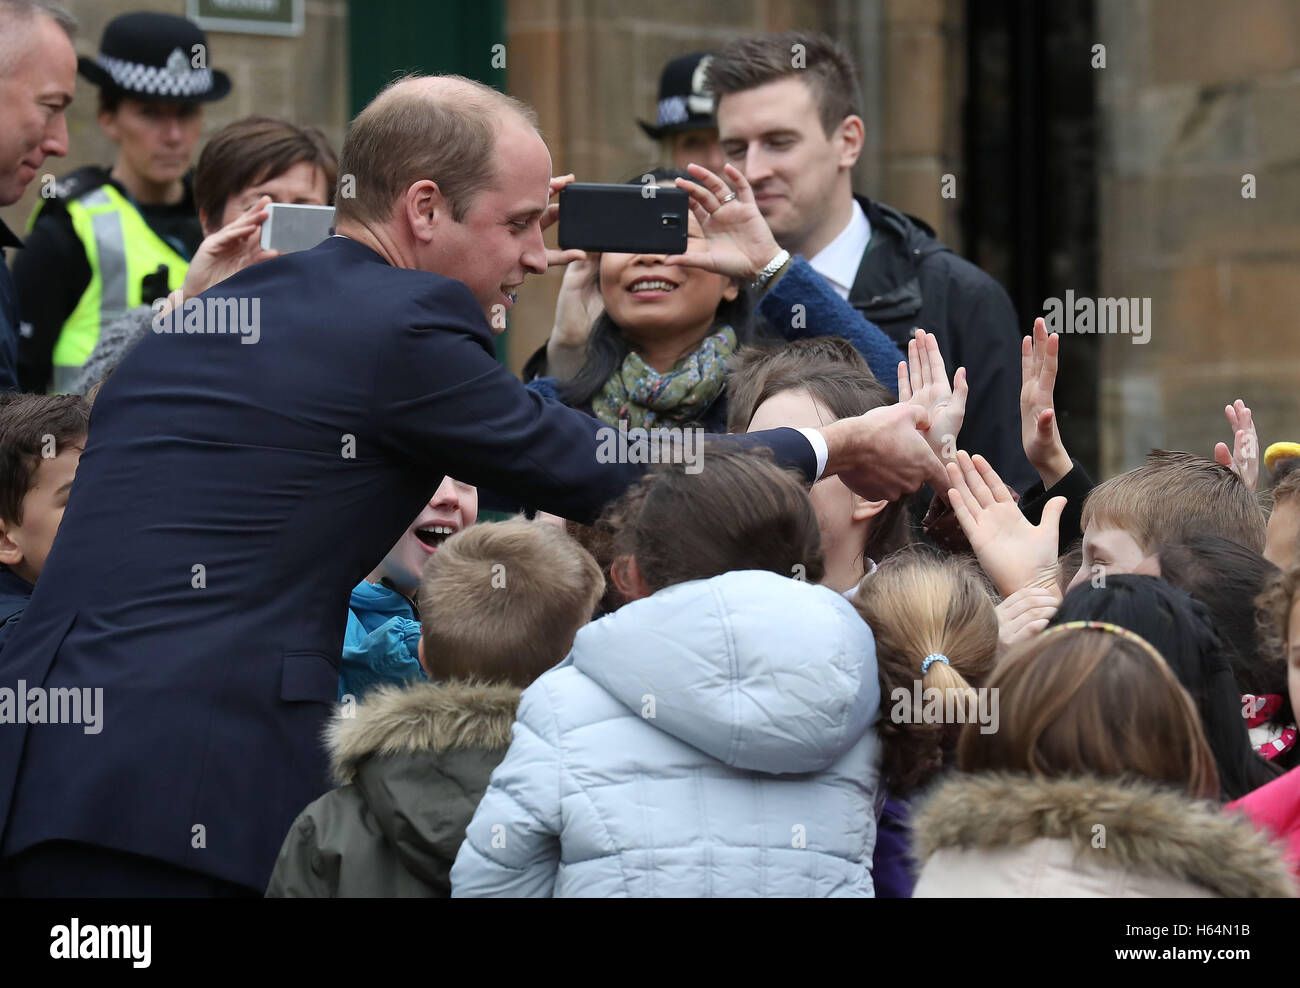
266, 680, 518, 897
0, 220, 22, 393
12, 166, 201, 394
848, 197, 1034, 491
1018, 458, 1095, 554
0, 234, 816, 893
0, 564, 32, 656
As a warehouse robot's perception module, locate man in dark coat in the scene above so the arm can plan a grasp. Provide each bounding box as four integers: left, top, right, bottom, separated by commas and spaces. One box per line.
0, 0, 79, 393
708, 31, 1035, 492
0, 75, 947, 896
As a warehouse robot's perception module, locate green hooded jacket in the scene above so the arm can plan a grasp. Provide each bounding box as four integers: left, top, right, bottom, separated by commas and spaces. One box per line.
266, 680, 519, 897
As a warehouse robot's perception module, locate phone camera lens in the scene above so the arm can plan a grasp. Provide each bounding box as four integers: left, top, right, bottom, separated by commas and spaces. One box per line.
661, 214, 681, 228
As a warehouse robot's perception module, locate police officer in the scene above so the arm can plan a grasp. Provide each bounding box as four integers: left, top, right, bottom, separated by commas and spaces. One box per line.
12, 11, 230, 393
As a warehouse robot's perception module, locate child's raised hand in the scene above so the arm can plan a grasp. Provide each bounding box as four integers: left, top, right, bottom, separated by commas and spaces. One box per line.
995, 586, 1060, 648
946, 451, 1065, 599
1213, 399, 1258, 492
897, 329, 967, 465
1020, 317, 1073, 490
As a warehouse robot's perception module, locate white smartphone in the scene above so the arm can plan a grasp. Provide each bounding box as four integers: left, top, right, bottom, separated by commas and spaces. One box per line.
260, 202, 336, 252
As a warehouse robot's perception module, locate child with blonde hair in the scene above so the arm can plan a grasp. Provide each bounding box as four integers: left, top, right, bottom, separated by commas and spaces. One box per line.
267, 518, 604, 897
852, 550, 999, 896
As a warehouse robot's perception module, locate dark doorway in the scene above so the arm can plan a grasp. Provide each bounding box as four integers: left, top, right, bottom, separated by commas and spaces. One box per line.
964, 0, 1099, 477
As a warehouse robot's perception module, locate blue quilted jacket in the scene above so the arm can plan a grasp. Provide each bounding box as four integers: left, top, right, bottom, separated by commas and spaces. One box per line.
451, 570, 882, 897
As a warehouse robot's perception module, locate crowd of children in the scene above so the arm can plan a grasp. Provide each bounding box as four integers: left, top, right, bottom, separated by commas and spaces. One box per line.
3, 286, 1299, 897
0, 14, 1295, 895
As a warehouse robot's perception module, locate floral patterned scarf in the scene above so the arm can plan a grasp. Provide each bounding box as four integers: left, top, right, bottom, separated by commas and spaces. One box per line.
590, 325, 737, 429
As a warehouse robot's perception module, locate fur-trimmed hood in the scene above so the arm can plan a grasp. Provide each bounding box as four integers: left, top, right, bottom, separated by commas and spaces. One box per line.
912, 773, 1297, 898
326, 679, 520, 785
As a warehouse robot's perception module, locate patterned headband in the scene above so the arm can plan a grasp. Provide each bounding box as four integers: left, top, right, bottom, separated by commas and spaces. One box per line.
1038, 620, 1167, 665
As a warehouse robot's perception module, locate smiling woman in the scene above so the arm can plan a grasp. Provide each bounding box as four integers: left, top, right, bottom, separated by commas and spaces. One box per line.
546, 169, 760, 433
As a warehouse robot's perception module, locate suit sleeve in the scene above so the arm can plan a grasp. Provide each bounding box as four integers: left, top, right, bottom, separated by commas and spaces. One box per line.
758, 256, 904, 393
371, 283, 817, 524
450, 682, 564, 897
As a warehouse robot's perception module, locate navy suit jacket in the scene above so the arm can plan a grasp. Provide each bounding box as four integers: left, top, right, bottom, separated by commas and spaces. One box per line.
0, 236, 815, 891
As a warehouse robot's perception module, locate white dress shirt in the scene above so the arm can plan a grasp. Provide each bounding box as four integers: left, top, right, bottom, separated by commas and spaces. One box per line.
808, 199, 872, 301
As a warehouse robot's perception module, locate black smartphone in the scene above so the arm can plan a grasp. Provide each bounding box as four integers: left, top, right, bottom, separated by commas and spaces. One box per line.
558, 182, 689, 255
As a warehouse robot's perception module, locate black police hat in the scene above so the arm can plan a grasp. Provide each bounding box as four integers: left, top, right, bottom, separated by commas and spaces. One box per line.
77, 12, 231, 103
638, 52, 716, 140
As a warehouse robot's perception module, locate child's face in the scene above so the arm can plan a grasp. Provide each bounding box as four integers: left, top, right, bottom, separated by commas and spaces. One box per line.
1264, 499, 1300, 572
0, 443, 83, 584
598, 199, 737, 353
373, 477, 478, 598
1068, 525, 1147, 592
746, 387, 886, 592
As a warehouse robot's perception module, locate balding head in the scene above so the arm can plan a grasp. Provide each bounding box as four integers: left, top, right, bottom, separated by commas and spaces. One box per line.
334, 73, 539, 227
0, 1, 75, 77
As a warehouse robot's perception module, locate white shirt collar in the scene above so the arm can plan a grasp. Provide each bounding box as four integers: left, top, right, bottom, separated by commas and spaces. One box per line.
839, 558, 878, 601
808, 199, 872, 301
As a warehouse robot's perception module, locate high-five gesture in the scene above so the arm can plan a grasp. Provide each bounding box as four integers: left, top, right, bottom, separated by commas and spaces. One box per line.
898, 329, 967, 463
1213, 398, 1258, 492
946, 451, 1065, 600
1021, 317, 1073, 490
666, 163, 785, 282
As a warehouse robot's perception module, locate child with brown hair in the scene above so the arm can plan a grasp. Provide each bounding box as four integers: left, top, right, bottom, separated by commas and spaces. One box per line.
452, 449, 884, 897
912, 623, 1296, 897
728, 336, 913, 594
0, 393, 89, 654
852, 549, 999, 896
265, 517, 604, 897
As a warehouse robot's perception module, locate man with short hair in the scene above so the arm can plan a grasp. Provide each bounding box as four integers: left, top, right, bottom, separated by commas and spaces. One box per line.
0, 74, 946, 896
708, 31, 1034, 491
0, 0, 77, 394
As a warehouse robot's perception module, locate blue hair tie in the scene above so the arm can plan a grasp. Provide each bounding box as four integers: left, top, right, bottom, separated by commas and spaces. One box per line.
921, 654, 950, 675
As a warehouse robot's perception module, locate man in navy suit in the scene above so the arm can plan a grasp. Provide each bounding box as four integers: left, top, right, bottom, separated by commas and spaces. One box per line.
0, 76, 946, 895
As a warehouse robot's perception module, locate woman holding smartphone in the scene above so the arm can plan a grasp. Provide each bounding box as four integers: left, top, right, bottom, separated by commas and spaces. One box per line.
525, 163, 905, 433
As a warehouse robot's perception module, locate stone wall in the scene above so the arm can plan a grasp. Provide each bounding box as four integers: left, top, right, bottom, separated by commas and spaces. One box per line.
502, 0, 969, 370
1096, 0, 1300, 477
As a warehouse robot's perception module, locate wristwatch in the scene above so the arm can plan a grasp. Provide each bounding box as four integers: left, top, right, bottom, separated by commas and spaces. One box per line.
750, 249, 791, 291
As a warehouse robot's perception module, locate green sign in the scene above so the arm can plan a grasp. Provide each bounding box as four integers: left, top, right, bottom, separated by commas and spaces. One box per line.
188, 0, 304, 37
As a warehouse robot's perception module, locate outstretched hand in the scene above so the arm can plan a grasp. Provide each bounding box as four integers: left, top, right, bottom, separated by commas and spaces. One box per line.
664, 163, 784, 281
946, 451, 1065, 599
995, 586, 1060, 648
1213, 399, 1258, 492
1021, 317, 1072, 489
821, 402, 951, 503
898, 329, 967, 465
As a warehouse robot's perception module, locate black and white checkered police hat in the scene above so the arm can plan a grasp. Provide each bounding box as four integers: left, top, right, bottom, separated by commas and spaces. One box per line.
77, 12, 231, 103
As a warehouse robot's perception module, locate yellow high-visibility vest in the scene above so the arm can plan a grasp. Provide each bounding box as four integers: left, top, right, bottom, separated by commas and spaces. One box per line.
32, 183, 189, 393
